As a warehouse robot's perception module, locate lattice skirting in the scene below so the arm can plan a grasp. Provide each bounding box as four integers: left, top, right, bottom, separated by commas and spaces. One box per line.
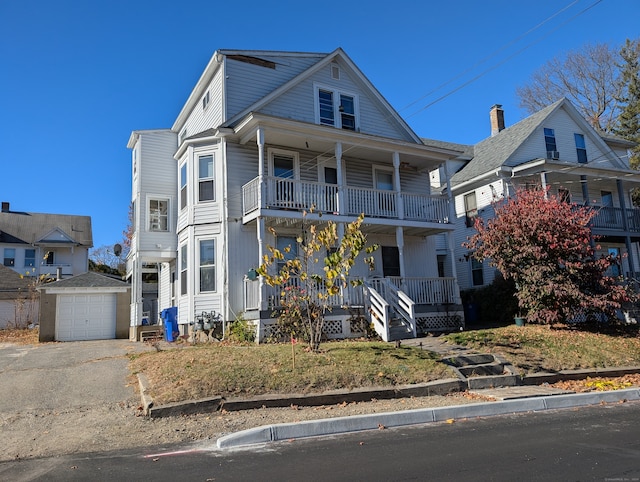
257, 315, 367, 343
415, 311, 464, 334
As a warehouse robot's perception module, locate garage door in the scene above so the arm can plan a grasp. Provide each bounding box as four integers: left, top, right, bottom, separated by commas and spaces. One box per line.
55, 294, 116, 341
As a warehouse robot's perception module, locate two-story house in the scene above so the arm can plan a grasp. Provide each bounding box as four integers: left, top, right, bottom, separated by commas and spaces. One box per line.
0, 202, 92, 279
443, 99, 640, 292
127, 48, 465, 342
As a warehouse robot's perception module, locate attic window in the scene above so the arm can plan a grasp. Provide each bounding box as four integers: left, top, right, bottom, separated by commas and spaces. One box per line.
315, 84, 359, 131
202, 91, 210, 110
331, 63, 340, 80
226, 54, 276, 69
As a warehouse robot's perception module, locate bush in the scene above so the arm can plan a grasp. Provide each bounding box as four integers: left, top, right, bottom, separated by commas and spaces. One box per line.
461, 274, 518, 325
227, 315, 256, 343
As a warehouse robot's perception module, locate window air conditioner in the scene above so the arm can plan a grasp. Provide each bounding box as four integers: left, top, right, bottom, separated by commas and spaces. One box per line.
546, 150, 560, 160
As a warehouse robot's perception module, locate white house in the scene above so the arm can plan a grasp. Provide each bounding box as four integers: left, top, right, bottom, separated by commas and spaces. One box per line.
439, 99, 640, 292
0, 202, 92, 279
126, 48, 465, 342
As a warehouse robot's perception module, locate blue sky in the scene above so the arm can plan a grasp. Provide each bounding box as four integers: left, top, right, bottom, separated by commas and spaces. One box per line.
1, 0, 638, 251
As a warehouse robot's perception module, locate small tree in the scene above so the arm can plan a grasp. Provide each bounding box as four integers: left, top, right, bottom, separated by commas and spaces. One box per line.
464, 188, 630, 325
256, 212, 377, 352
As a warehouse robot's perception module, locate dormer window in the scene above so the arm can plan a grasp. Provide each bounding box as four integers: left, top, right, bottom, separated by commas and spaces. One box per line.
315, 84, 359, 131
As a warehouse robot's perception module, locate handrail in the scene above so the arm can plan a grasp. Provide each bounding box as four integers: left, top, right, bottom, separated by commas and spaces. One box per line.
364, 283, 390, 342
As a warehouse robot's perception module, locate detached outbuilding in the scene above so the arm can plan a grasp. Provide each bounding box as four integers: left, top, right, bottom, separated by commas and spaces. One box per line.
38, 272, 130, 342
0, 265, 36, 329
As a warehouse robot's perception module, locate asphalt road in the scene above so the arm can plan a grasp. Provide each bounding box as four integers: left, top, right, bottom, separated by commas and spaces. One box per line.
3, 400, 640, 481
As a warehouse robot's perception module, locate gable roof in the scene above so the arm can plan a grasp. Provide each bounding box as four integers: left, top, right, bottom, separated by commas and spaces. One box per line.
449, 98, 635, 189
0, 210, 92, 247
222, 47, 424, 144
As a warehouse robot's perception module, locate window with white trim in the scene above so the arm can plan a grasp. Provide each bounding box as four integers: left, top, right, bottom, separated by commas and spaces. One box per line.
315, 85, 359, 131
180, 244, 187, 296
202, 91, 210, 110
199, 239, 215, 292
198, 154, 214, 202
464, 192, 478, 228
471, 258, 484, 286
149, 199, 169, 231
4, 248, 15, 267
574, 133, 587, 163
180, 163, 187, 210
24, 249, 36, 268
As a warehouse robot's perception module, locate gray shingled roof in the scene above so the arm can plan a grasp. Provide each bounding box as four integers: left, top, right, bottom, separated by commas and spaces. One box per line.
42, 271, 129, 289
0, 210, 92, 246
450, 99, 564, 187
421, 138, 474, 157
0, 265, 31, 292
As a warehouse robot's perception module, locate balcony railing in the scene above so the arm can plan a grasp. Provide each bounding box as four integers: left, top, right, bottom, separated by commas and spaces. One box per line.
242, 176, 449, 223
591, 206, 640, 232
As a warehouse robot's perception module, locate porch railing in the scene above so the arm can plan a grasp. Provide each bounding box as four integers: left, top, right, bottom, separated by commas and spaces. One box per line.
590, 206, 640, 232
242, 176, 449, 223
386, 277, 461, 305
364, 283, 391, 342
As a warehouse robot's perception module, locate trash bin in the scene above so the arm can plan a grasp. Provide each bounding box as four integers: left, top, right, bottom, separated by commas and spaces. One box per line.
464, 303, 478, 325
161, 307, 178, 342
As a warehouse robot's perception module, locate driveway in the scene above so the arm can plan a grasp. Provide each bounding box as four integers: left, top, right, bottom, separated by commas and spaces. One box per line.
0, 340, 151, 413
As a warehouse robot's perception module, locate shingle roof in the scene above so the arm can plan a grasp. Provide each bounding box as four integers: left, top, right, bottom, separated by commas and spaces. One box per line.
421, 138, 474, 157
42, 271, 129, 289
0, 210, 92, 247
450, 99, 564, 187
0, 265, 31, 292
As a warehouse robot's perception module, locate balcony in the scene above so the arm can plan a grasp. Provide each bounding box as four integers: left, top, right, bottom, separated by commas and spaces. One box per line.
242, 176, 449, 223
591, 206, 640, 232
39, 263, 72, 278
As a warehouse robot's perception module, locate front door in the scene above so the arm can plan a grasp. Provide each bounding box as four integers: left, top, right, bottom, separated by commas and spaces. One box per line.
375, 169, 395, 217
381, 246, 400, 277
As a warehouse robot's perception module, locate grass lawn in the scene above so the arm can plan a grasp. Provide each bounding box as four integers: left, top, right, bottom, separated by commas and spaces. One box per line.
445, 324, 640, 374
129, 340, 452, 405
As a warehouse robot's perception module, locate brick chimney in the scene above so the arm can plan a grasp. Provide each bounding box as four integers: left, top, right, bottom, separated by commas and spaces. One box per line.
490, 104, 505, 136
1, 202, 9, 213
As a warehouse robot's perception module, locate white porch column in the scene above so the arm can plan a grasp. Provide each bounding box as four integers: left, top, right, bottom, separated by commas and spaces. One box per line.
392, 152, 404, 219
257, 217, 267, 311
335, 142, 345, 214
395, 226, 406, 287
442, 161, 458, 280
540, 172, 548, 197
132, 254, 143, 327
257, 128, 265, 209
617, 179, 636, 277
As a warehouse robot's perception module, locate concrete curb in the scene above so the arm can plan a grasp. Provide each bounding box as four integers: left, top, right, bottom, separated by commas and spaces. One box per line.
216, 388, 640, 449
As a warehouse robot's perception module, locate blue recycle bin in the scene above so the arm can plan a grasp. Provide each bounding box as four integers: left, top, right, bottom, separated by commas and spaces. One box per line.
161, 307, 178, 342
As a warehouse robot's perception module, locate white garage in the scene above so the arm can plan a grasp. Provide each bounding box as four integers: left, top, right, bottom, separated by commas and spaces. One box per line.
55, 293, 117, 341
38, 272, 130, 342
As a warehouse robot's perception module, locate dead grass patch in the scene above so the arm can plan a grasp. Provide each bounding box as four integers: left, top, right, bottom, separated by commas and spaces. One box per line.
0, 327, 39, 345
129, 340, 452, 405
445, 324, 640, 374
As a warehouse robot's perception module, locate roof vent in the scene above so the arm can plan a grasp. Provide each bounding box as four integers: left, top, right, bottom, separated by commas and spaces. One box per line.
1, 202, 9, 213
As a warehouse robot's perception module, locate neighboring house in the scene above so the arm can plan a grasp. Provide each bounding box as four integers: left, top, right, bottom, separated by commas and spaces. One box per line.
38, 271, 130, 342
0, 265, 37, 329
435, 99, 640, 292
0, 202, 93, 279
127, 48, 465, 342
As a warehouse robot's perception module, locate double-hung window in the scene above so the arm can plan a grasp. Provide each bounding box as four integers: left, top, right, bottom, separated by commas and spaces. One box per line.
198, 154, 214, 202
471, 258, 484, 286
4, 248, 15, 267
574, 133, 587, 163
544, 128, 557, 158
464, 192, 478, 228
180, 245, 187, 296
199, 239, 215, 292
149, 199, 169, 231
24, 249, 36, 268
276, 236, 298, 274
180, 163, 187, 210
315, 85, 358, 131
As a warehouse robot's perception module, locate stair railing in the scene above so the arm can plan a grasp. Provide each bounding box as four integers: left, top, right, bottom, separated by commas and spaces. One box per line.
364, 282, 390, 342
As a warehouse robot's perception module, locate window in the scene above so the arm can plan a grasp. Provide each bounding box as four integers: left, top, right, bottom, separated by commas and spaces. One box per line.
558, 189, 571, 204
199, 240, 215, 292
24, 249, 35, 268
270, 150, 299, 205
180, 245, 187, 296
179, 128, 187, 144
544, 128, 557, 153
464, 192, 478, 228
471, 258, 484, 286
381, 246, 401, 277
4, 248, 15, 267
339, 94, 356, 131
315, 85, 358, 131
149, 199, 169, 231
318, 90, 334, 126
202, 91, 210, 110
44, 251, 54, 265
198, 154, 214, 202
180, 163, 187, 210
276, 236, 297, 273
574, 133, 587, 163
331, 63, 340, 80
375, 168, 395, 215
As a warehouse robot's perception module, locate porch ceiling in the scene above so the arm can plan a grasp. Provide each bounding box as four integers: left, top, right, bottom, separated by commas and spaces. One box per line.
233, 113, 458, 171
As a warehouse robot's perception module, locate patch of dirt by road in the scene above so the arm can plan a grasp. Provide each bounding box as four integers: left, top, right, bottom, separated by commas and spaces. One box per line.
1, 392, 480, 461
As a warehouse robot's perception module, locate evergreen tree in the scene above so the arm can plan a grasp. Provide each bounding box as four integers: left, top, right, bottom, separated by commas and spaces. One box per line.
615, 38, 640, 169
